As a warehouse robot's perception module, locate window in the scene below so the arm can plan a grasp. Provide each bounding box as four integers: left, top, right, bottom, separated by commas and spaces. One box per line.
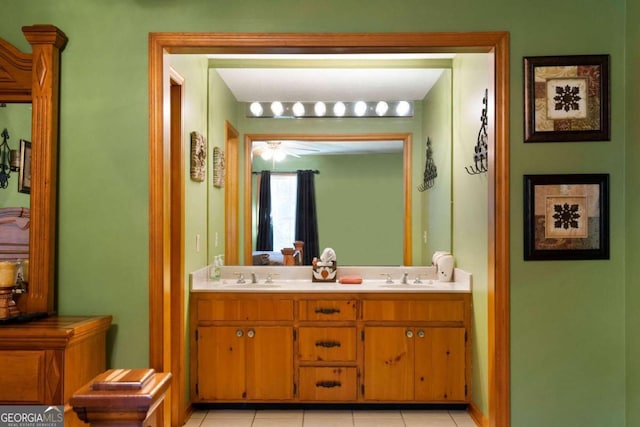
270, 174, 297, 250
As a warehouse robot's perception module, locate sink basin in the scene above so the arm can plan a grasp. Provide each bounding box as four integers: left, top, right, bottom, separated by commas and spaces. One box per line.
222, 283, 282, 288
380, 283, 435, 289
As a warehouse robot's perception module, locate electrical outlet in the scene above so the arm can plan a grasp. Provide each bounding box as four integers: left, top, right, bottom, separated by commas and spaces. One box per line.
215, 232, 219, 247
196, 234, 201, 252
423, 230, 428, 244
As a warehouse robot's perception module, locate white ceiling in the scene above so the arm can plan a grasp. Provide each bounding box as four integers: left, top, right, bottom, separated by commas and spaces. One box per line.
216, 68, 446, 102
211, 53, 450, 155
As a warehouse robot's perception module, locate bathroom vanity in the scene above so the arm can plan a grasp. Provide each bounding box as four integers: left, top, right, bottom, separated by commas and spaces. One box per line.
190, 266, 471, 404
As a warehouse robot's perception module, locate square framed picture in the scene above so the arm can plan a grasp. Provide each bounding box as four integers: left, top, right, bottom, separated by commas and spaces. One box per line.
524, 174, 609, 260
18, 139, 31, 194
524, 55, 610, 142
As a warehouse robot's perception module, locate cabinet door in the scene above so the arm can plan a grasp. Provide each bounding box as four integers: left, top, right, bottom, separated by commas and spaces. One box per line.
196, 326, 246, 400
414, 327, 466, 401
363, 327, 414, 401
245, 326, 293, 400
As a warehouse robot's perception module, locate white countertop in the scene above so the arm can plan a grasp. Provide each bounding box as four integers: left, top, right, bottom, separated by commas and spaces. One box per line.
190, 265, 471, 293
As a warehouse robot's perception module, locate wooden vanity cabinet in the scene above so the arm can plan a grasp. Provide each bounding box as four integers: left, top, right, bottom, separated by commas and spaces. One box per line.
193, 297, 294, 402
361, 297, 470, 403
191, 292, 470, 405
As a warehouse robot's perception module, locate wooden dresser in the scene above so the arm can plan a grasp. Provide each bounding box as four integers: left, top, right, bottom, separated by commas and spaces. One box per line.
0, 315, 112, 427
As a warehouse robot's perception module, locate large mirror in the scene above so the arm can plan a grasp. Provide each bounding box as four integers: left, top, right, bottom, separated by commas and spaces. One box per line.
208, 57, 465, 266
0, 26, 66, 316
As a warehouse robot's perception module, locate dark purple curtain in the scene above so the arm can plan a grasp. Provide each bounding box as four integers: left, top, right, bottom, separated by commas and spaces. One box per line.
255, 170, 273, 251
295, 170, 319, 265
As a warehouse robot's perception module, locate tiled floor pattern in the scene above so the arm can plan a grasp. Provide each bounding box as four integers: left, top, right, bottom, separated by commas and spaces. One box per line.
184, 409, 477, 427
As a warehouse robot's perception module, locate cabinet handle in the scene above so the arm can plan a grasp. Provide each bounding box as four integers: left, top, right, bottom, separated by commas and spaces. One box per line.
315, 340, 341, 348
236, 329, 244, 338
315, 307, 341, 315
316, 381, 342, 388
247, 329, 255, 338
405, 329, 414, 338
417, 329, 425, 338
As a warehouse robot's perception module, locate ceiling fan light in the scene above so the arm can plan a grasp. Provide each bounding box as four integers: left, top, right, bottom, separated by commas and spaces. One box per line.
396, 101, 411, 116
260, 150, 273, 161
249, 102, 263, 117
375, 101, 389, 116
333, 101, 346, 117
271, 101, 284, 116
354, 101, 367, 117
314, 102, 326, 117
292, 102, 305, 117
273, 149, 286, 162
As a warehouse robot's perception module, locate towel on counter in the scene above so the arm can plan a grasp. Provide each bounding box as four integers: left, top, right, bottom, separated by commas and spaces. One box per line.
339, 275, 362, 284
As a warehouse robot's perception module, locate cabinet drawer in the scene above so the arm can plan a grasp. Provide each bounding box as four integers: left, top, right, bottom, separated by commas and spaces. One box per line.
298, 367, 357, 401
362, 299, 465, 322
299, 300, 356, 321
0, 351, 45, 403
298, 327, 356, 361
198, 299, 293, 321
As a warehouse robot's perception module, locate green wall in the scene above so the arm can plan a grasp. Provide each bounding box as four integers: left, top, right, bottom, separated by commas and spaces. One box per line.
420, 69, 452, 262
0, 1, 630, 426
252, 153, 404, 265
626, 1, 640, 426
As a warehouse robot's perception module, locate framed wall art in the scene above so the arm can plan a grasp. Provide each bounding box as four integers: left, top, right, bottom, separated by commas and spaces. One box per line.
190, 131, 206, 182
18, 139, 31, 194
523, 174, 609, 260
524, 55, 610, 142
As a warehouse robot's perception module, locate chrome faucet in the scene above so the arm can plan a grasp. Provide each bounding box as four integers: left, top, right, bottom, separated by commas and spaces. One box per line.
381, 273, 394, 284
401, 272, 409, 284
413, 274, 423, 284
235, 272, 246, 284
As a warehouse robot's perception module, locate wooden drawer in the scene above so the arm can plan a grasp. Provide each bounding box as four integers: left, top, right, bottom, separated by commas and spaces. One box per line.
362, 299, 465, 322
298, 300, 357, 321
298, 367, 357, 401
197, 299, 293, 321
0, 350, 46, 403
298, 327, 356, 361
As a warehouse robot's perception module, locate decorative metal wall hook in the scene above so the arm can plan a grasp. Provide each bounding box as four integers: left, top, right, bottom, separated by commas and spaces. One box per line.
465, 88, 489, 175
418, 137, 437, 192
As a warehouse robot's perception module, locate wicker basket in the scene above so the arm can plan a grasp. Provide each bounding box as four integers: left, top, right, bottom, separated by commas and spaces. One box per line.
0, 261, 18, 288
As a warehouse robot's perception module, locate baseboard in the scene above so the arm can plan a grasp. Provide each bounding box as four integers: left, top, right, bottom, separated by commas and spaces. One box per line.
468, 401, 489, 427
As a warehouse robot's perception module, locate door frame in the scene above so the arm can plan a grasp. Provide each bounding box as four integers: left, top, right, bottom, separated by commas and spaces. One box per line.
148, 31, 510, 427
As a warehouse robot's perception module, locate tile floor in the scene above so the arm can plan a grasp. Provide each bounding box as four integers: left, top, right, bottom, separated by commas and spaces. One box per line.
183, 409, 478, 427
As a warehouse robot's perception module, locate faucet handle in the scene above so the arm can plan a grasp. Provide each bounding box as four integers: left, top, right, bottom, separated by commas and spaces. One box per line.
234, 272, 246, 284
380, 273, 393, 284
413, 274, 424, 284
265, 273, 279, 283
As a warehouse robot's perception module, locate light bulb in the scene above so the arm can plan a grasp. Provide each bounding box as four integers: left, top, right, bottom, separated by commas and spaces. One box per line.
292, 102, 305, 117
314, 101, 326, 117
249, 102, 263, 117
354, 101, 367, 117
375, 101, 389, 116
333, 101, 346, 117
271, 101, 284, 116
260, 150, 273, 161
396, 101, 411, 116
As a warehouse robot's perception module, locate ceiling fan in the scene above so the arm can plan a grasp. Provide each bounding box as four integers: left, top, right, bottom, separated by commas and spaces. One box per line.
252, 140, 320, 163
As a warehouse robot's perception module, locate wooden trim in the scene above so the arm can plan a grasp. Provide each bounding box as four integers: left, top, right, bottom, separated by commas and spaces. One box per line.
148, 31, 510, 426
169, 67, 186, 427
489, 32, 510, 427
224, 121, 240, 264
469, 401, 489, 427
242, 133, 412, 266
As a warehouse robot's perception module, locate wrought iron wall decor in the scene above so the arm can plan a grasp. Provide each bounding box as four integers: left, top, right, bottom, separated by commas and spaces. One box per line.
418, 137, 437, 192
190, 131, 207, 182
465, 88, 489, 175
0, 129, 12, 189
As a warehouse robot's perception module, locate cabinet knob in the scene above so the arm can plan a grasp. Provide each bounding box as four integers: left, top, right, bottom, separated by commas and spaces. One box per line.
247, 329, 255, 338
405, 329, 413, 338
236, 329, 244, 337
417, 329, 425, 338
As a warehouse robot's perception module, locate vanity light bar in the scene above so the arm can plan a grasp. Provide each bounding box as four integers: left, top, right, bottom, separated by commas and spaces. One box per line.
246, 100, 414, 118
